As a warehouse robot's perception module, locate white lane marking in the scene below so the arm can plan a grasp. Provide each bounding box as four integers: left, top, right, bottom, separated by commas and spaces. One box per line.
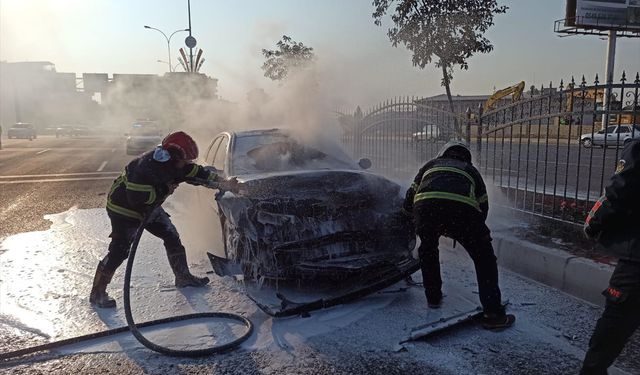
0, 177, 116, 184
0, 172, 120, 179
97, 161, 108, 172
36, 149, 50, 155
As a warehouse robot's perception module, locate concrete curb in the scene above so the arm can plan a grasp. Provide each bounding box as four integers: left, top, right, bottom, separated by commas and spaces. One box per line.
490, 235, 613, 307
438, 234, 613, 307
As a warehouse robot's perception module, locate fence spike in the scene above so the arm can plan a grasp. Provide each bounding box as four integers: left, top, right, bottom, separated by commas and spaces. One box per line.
635, 72, 640, 84
621, 71, 627, 83
594, 74, 599, 85
581, 75, 586, 87
559, 79, 564, 90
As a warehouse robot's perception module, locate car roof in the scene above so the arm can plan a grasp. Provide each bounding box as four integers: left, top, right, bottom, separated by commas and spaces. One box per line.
231, 128, 284, 138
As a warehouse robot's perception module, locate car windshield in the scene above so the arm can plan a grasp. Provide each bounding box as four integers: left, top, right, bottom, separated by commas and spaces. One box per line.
232, 132, 357, 175
131, 124, 160, 136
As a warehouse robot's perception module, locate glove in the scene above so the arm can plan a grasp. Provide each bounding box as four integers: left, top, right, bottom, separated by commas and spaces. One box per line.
218, 177, 240, 193
583, 223, 601, 241
167, 182, 179, 195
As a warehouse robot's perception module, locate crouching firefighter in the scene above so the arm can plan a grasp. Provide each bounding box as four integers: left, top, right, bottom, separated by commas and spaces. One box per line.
403, 140, 515, 329
581, 139, 640, 375
90, 131, 238, 308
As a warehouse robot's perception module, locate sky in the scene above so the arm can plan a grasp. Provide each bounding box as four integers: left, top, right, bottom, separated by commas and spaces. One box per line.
1, 0, 639, 108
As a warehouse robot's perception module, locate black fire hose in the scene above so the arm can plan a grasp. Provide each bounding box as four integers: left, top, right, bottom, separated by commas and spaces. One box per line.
1, 202, 253, 361
121, 207, 253, 357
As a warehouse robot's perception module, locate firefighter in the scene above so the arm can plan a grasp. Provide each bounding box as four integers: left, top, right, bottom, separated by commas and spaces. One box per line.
580, 139, 640, 374
90, 131, 237, 308
403, 140, 515, 329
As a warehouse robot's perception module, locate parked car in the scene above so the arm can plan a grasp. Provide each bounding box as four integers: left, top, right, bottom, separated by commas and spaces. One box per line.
579, 124, 640, 148
7, 123, 36, 140
55, 125, 76, 137
125, 121, 162, 155
411, 125, 441, 142
200, 128, 418, 289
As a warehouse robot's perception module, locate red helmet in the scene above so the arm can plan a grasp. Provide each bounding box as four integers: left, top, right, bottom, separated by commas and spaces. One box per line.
161, 131, 199, 161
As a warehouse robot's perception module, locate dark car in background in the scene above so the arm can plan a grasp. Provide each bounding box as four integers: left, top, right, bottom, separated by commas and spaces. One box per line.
200, 128, 417, 287
7, 123, 37, 140
125, 120, 162, 155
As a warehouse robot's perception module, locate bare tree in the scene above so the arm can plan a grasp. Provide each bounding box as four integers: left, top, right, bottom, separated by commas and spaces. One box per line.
261, 35, 315, 81
372, 0, 508, 115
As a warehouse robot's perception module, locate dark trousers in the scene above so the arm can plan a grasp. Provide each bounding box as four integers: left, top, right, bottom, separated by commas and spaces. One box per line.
581, 259, 640, 375
414, 200, 503, 315
100, 207, 185, 274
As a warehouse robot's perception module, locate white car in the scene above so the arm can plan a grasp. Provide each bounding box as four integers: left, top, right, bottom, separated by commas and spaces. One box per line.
125, 121, 162, 155
579, 124, 640, 148
411, 126, 441, 142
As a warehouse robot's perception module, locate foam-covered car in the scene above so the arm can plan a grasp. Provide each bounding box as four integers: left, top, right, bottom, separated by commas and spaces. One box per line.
199, 129, 417, 314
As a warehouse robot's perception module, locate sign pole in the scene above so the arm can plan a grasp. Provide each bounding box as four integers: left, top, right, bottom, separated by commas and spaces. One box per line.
602, 29, 617, 128
187, 0, 193, 73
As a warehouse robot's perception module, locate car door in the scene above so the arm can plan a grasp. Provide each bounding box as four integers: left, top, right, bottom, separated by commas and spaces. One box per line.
615, 125, 631, 145
598, 125, 618, 146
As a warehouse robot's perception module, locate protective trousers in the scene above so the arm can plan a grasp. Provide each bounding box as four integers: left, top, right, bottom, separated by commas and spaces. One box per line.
414, 199, 504, 315
580, 260, 640, 375
99, 207, 189, 277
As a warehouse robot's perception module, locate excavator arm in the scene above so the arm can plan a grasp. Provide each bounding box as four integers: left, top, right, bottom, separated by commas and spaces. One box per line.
483, 81, 526, 112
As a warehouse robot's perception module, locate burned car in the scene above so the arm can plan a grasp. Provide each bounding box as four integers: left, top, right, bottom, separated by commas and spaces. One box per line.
200, 129, 418, 315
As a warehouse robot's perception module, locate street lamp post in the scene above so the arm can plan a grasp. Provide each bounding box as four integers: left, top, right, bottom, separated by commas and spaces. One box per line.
144, 25, 189, 72
157, 60, 182, 72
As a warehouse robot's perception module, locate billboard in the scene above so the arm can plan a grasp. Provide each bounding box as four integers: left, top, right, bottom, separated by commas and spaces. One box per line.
83, 73, 109, 93
566, 0, 640, 30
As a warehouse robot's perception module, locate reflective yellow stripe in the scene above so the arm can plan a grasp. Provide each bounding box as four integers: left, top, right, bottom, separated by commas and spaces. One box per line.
186, 164, 199, 178
106, 200, 143, 220
477, 194, 488, 203
422, 166, 475, 187
414, 191, 481, 211
122, 174, 156, 205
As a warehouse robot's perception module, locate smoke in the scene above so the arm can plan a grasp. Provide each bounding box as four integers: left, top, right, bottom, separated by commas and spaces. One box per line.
144, 64, 345, 261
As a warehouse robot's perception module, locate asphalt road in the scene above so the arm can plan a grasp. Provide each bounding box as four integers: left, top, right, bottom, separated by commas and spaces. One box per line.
0, 136, 639, 374
0, 135, 131, 239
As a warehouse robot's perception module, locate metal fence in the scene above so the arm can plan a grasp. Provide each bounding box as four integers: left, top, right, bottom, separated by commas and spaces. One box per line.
339, 72, 640, 224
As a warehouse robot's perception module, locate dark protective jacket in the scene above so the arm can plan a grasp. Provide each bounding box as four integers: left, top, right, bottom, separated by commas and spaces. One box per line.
403, 157, 489, 220
107, 150, 217, 220
585, 139, 640, 261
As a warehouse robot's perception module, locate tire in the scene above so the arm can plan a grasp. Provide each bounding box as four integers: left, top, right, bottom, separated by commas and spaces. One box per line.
581, 138, 592, 148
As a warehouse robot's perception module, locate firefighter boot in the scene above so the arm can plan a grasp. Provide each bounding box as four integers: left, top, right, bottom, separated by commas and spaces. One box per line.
89, 264, 117, 308
167, 250, 210, 288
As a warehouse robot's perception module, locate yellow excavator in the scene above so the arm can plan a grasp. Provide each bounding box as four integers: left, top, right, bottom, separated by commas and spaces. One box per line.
483, 81, 525, 112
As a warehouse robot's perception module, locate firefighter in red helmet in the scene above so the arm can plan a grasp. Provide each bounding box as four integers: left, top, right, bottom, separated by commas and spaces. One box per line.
90, 131, 237, 308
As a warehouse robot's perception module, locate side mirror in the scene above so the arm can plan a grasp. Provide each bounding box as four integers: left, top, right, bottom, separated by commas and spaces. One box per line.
358, 158, 372, 170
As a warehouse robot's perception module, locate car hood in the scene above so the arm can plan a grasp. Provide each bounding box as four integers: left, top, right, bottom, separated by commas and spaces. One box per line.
233, 169, 402, 200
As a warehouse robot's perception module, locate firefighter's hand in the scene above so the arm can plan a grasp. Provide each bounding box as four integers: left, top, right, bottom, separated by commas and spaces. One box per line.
218, 177, 239, 193
583, 223, 601, 241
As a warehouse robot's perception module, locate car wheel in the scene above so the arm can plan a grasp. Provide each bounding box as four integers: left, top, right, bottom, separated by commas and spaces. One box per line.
581, 138, 592, 148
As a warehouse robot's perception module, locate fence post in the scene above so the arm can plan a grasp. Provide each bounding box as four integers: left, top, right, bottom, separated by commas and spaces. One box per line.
465, 107, 471, 144
476, 103, 483, 165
